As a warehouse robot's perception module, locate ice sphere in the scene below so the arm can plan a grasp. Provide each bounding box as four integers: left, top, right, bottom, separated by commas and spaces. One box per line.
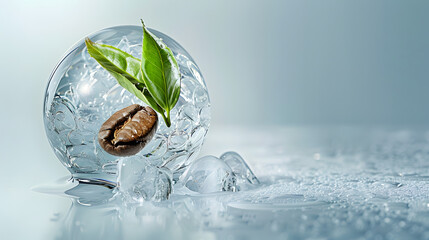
118, 157, 172, 202
220, 151, 260, 185
43, 26, 210, 182
180, 155, 237, 194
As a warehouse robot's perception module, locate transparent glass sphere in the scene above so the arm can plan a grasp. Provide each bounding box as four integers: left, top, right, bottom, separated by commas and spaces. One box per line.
43, 25, 210, 181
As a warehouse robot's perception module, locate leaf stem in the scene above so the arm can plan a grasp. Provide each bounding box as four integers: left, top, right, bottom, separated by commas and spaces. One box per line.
161, 111, 171, 127
167, 110, 171, 126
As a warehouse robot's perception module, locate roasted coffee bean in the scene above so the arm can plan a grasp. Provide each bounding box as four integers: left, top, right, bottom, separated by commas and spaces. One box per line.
98, 104, 158, 156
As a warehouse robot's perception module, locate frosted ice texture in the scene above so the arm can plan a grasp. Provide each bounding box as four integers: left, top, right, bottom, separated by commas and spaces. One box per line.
43, 26, 210, 180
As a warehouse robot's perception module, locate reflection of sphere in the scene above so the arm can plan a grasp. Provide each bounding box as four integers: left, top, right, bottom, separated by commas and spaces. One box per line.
44, 26, 210, 180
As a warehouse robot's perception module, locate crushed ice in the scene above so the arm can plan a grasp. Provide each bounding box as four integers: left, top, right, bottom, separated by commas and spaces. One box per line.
119, 152, 260, 200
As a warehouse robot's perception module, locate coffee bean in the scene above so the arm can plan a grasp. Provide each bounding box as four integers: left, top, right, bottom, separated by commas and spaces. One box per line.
98, 104, 158, 156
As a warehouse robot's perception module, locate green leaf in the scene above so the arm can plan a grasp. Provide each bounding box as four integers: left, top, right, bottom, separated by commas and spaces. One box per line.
85, 38, 144, 84
140, 22, 181, 127
84, 21, 182, 127
108, 71, 164, 114
85, 38, 163, 114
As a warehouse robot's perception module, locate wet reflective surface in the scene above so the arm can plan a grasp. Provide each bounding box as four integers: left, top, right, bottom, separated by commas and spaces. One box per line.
6, 126, 429, 239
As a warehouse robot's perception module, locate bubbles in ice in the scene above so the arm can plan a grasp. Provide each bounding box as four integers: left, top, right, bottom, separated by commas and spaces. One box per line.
180, 155, 237, 194
118, 157, 172, 202
44, 26, 210, 179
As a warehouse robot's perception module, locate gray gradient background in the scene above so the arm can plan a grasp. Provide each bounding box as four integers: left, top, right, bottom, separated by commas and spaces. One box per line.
1, 0, 429, 177
1, 0, 428, 170
0, 1, 428, 237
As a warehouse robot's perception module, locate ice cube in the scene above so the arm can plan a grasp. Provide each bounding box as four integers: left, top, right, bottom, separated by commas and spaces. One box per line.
180, 155, 237, 194
67, 144, 100, 172
50, 96, 76, 132
220, 151, 260, 186
118, 157, 172, 202
115, 36, 131, 53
